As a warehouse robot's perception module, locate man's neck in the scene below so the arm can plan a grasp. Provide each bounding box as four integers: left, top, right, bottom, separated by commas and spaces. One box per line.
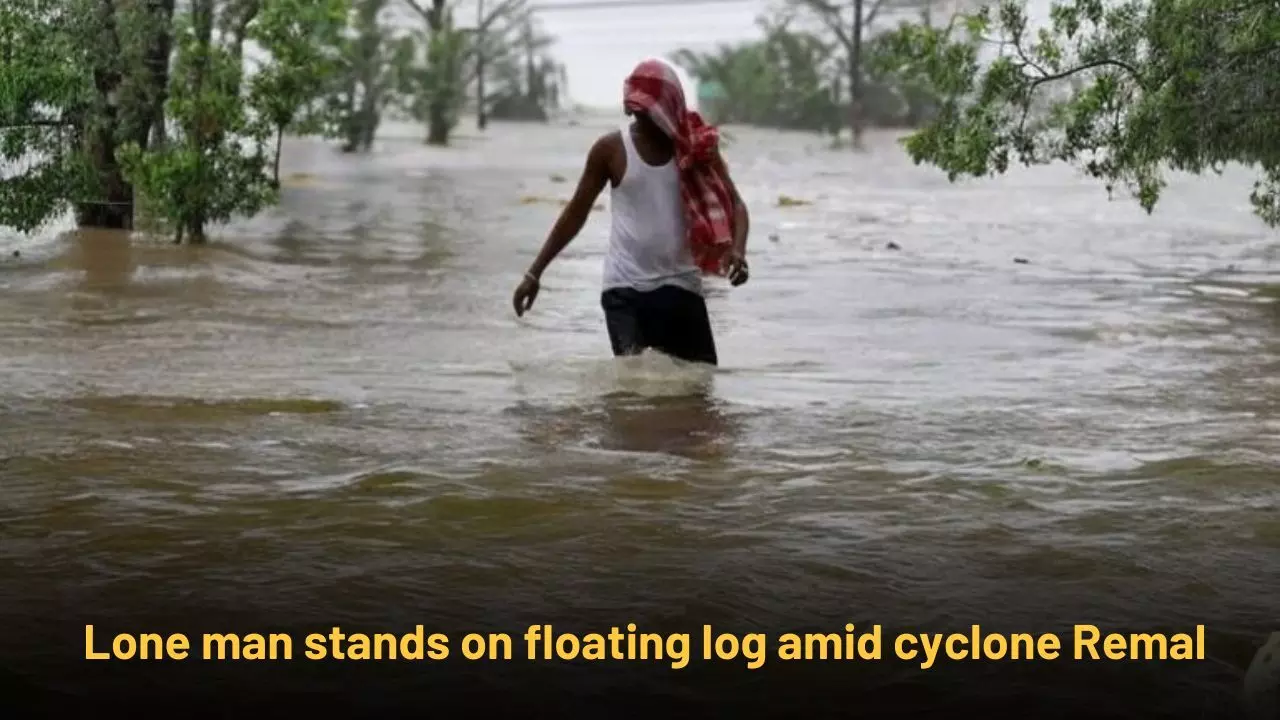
632, 122, 673, 152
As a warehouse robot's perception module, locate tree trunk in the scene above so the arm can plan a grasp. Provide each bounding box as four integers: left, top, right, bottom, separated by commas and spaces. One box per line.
476, 0, 487, 130
425, 0, 451, 146
183, 0, 216, 243
341, 82, 361, 152
849, 0, 865, 149
361, 111, 379, 151
272, 125, 284, 186
477, 56, 487, 130
74, 174, 131, 229
74, 99, 131, 230
145, 0, 176, 149
357, 72, 380, 150
427, 99, 450, 145
523, 21, 535, 102
75, 0, 131, 230
831, 70, 843, 138
185, 219, 207, 244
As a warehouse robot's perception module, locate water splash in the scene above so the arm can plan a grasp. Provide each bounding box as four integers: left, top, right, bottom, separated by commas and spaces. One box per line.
510, 348, 715, 402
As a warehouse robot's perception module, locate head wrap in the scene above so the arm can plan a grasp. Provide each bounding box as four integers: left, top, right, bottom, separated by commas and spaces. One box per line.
623, 59, 736, 275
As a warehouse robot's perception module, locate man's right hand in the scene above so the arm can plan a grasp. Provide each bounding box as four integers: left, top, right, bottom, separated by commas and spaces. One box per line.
513, 273, 540, 317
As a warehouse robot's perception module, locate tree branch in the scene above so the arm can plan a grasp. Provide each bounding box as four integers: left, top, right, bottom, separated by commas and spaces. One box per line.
1014, 57, 1145, 136
479, 0, 525, 31
793, 0, 851, 49
1026, 57, 1144, 93
401, 0, 432, 24
1012, 36, 1048, 77
864, 0, 891, 29
0, 119, 74, 129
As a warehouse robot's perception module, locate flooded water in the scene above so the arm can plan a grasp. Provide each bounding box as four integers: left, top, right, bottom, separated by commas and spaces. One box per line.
1, 117, 1277, 715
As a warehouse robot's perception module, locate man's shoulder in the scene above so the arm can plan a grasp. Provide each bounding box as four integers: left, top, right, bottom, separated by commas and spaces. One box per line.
591, 129, 623, 152
588, 130, 625, 168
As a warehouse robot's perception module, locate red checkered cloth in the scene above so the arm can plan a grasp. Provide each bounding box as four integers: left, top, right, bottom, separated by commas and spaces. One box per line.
623, 59, 736, 275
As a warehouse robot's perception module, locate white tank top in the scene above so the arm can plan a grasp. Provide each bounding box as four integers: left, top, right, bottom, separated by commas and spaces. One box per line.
602, 124, 702, 295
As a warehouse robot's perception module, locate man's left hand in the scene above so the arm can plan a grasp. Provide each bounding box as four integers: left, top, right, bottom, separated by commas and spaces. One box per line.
725, 251, 749, 287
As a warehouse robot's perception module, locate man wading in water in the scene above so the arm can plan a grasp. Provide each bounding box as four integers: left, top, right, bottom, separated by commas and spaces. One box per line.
512, 59, 750, 366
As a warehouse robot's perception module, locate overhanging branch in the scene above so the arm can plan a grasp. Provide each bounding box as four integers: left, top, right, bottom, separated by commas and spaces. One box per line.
0, 119, 73, 129
1026, 58, 1145, 92
1014, 58, 1146, 135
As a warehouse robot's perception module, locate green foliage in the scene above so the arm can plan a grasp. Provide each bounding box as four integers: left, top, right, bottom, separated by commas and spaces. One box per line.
0, 0, 89, 231
394, 0, 561, 141
2, 0, 556, 235
120, 8, 274, 239
672, 16, 843, 133
306, 0, 397, 152
482, 22, 562, 123
249, 0, 349, 135
671, 11, 944, 133
119, 0, 353, 240
872, 0, 1280, 226
2, 0, 371, 238
396, 6, 471, 144
0, 0, 165, 232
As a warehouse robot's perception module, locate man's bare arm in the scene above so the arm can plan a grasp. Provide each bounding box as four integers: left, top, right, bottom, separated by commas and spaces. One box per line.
712, 149, 749, 255
524, 135, 613, 280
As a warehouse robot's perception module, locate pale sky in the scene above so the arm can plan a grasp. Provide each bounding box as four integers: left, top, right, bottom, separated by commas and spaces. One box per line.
535, 0, 773, 108
434, 0, 1039, 110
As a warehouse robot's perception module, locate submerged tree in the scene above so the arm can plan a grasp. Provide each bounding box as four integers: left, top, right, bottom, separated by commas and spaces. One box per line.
247, 0, 349, 183
119, 0, 350, 242
671, 7, 946, 135
118, 0, 274, 243
1, 0, 86, 233
873, 0, 1280, 225
3, 0, 351, 239
400, 0, 469, 145
322, 0, 403, 153
484, 13, 559, 122
467, 0, 540, 127
398, 0, 549, 144
1, 0, 175, 232
2, 0, 563, 238
672, 13, 843, 134
790, 0, 963, 146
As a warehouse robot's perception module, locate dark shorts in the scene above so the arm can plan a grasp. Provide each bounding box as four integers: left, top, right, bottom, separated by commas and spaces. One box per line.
601, 285, 718, 366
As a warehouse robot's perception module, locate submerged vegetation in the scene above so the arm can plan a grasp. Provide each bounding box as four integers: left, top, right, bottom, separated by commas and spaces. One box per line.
670, 0, 978, 146
7, 0, 1274, 240
0, 0, 565, 241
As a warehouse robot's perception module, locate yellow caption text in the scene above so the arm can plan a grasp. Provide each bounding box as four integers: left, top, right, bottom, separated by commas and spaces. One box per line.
84, 623, 1205, 669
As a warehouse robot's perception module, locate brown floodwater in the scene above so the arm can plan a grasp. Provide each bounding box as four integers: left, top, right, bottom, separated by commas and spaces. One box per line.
0, 116, 1277, 714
